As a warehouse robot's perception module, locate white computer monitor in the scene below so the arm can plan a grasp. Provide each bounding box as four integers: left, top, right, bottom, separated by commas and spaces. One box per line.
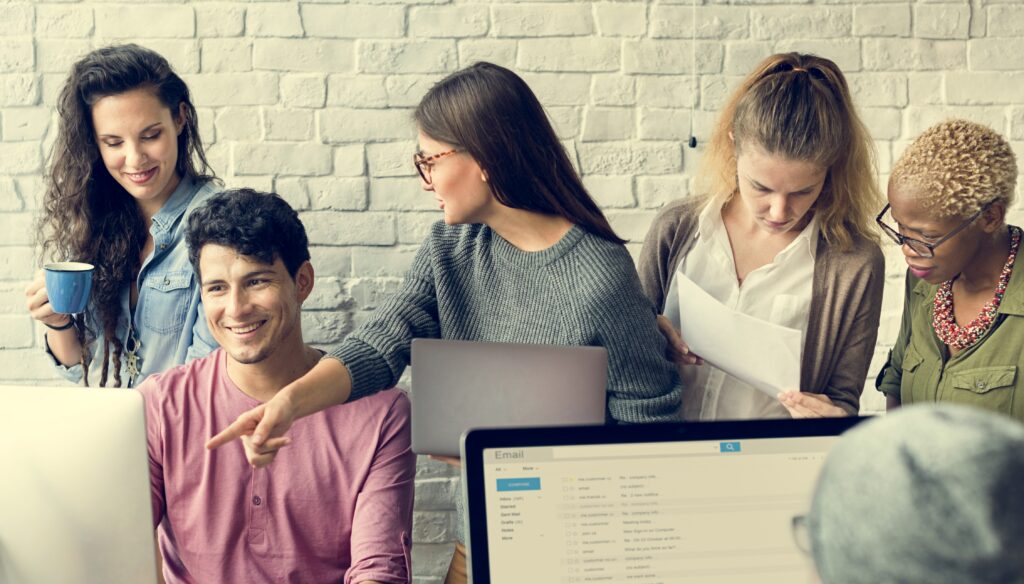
462, 417, 866, 584
0, 385, 158, 584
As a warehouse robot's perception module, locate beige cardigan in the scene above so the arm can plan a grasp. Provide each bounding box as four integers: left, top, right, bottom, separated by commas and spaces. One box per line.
637, 198, 885, 415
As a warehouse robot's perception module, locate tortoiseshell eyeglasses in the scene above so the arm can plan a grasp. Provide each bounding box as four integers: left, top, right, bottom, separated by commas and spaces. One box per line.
413, 149, 460, 185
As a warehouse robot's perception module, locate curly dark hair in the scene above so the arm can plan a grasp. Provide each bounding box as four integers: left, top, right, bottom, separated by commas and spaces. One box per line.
186, 189, 311, 279
37, 44, 216, 387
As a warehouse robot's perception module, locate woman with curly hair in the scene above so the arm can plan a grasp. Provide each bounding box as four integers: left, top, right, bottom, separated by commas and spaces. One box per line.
638, 52, 885, 419
24, 44, 221, 387
876, 119, 1024, 420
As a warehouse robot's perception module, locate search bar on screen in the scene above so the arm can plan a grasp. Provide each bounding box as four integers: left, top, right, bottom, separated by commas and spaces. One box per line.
551, 441, 725, 460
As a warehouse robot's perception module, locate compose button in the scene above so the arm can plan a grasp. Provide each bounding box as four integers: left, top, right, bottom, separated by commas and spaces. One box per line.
496, 477, 541, 492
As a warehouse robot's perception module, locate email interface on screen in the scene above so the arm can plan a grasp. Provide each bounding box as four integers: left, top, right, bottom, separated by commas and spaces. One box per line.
481, 436, 835, 583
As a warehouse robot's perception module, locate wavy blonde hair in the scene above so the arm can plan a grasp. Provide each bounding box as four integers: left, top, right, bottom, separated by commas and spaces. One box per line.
698, 52, 881, 250
890, 119, 1017, 219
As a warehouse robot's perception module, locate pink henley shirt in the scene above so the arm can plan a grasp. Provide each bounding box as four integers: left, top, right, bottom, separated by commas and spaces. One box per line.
139, 349, 415, 584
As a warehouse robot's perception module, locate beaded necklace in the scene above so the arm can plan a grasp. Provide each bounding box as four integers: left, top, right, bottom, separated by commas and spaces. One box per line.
932, 226, 1022, 352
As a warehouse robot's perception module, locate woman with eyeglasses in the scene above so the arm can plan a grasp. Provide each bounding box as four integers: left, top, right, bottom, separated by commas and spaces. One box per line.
876, 119, 1024, 420
206, 61, 683, 582
638, 52, 885, 420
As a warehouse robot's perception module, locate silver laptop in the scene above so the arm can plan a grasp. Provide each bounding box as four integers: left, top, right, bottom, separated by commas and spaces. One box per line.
0, 385, 158, 584
410, 339, 608, 456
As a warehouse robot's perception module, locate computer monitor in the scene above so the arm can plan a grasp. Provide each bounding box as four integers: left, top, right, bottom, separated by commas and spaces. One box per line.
462, 417, 866, 584
0, 385, 158, 584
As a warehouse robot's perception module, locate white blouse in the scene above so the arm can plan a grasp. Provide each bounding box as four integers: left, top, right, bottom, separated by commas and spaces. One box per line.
664, 198, 818, 420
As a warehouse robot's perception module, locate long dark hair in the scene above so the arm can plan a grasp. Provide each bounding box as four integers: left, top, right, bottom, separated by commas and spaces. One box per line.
38, 44, 215, 387
414, 62, 625, 244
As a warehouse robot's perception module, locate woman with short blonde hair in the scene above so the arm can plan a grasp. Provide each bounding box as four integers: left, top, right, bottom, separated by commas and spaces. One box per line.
877, 119, 1024, 420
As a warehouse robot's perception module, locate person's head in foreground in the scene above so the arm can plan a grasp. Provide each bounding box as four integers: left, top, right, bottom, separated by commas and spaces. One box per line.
187, 187, 313, 373
806, 405, 1024, 583
881, 119, 1018, 286
702, 52, 881, 250
413, 60, 624, 244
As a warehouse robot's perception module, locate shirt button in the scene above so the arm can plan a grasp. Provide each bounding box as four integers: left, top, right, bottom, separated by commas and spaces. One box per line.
975, 380, 987, 390
159, 243, 167, 250
252, 495, 262, 506
163, 276, 170, 285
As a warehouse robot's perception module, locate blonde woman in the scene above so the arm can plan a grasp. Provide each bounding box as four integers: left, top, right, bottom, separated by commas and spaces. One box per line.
638, 52, 885, 419
877, 119, 1024, 421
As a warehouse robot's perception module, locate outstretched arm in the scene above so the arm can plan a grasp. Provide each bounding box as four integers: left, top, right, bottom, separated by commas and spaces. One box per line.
207, 236, 441, 461
206, 357, 352, 459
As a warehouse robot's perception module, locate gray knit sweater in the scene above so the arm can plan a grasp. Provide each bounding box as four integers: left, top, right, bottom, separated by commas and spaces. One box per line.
331, 221, 682, 423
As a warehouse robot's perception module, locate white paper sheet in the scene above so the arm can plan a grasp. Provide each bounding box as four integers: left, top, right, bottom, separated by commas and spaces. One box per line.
675, 272, 803, 397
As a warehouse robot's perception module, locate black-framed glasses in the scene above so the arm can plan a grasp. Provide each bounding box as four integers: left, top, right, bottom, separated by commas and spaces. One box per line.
413, 148, 460, 185
876, 202, 992, 259
791, 514, 811, 555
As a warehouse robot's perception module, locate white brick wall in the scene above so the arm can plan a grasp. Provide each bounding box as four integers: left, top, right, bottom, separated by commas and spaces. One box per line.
4, 2, 1024, 581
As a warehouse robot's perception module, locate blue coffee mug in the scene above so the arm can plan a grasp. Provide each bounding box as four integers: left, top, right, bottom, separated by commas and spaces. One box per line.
45, 262, 94, 314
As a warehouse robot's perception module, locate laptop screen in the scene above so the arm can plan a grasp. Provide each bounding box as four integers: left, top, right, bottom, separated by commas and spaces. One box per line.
470, 426, 852, 584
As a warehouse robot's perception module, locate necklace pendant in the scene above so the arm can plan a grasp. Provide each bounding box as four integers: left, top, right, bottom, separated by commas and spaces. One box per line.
125, 331, 142, 381
126, 351, 139, 378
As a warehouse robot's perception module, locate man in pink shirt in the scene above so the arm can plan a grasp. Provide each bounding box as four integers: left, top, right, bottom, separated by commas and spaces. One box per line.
138, 188, 414, 584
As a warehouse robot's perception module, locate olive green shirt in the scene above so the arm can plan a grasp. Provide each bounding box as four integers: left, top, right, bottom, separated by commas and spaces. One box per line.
877, 259, 1024, 421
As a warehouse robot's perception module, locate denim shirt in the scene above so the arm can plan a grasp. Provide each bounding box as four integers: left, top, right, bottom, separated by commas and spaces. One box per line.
46, 176, 221, 387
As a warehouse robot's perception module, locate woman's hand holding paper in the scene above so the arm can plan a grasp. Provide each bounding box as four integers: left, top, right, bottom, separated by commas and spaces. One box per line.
777, 391, 848, 418
656, 315, 704, 366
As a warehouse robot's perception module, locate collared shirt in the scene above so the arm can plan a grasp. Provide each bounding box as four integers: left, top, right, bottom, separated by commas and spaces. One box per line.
46, 176, 220, 386
664, 198, 818, 420
639, 197, 885, 416
877, 240, 1024, 421
139, 349, 415, 584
